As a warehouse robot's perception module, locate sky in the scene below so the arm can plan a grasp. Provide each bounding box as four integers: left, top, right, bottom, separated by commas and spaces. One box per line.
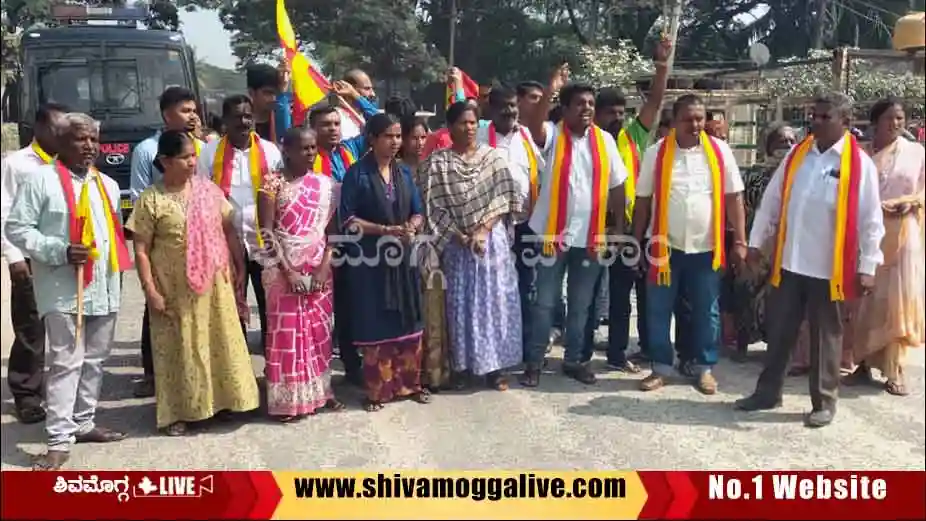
177, 9, 237, 69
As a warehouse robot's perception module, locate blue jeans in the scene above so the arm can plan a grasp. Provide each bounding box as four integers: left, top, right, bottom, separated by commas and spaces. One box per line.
526, 247, 604, 367
645, 250, 721, 376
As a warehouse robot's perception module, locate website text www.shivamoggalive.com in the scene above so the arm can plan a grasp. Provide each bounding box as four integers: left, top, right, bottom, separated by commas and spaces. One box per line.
292, 474, 626, 501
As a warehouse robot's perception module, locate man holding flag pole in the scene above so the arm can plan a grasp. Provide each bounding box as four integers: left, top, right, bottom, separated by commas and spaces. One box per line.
6, 113, 133, 470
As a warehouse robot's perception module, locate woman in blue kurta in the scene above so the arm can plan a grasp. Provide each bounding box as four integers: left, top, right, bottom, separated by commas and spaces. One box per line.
339, 113, 430, 411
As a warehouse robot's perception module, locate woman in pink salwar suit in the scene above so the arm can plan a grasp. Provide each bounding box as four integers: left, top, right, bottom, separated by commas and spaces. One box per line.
257, 127, 345, 421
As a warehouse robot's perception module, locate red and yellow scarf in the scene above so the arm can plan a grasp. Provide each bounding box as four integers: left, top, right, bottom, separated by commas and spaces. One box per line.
56, 162, 133, 288
313, 147, 356, 177
770, 131, 862, 301
617, 128, 639, 221
212, 132, 269, 247
649, 130, 727, 285
488, 123, 539, 208
542, 122, 610, 256
31, 141, 54, 164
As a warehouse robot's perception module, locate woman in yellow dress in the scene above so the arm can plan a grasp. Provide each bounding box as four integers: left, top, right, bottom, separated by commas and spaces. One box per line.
128, 130, 259, 435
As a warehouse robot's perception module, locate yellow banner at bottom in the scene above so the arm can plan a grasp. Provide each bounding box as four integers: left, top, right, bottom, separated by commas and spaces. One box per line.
272, 471, 646, 520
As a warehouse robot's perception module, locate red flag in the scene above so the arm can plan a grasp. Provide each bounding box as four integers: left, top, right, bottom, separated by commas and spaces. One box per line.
446, 69, 479, 108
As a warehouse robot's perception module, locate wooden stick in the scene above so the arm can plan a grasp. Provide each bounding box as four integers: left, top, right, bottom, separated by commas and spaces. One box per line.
75, 265, 84, 346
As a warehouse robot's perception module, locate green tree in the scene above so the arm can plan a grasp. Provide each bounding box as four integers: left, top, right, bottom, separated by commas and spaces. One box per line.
218, 0, 445, 84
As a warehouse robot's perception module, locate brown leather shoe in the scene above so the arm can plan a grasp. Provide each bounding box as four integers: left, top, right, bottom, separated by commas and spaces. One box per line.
32, 451, 70, 471
697, 372, 718, 395
639, 374, 665, 391
75, 427, 126, 444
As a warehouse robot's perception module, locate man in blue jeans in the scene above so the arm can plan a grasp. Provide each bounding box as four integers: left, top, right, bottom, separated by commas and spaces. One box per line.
630, 94, 747, 394
521, 77, 629, 387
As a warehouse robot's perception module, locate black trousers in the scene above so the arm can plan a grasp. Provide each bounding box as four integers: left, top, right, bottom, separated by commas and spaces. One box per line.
242, 257, 268, 351
608, 260, 649, 363
754, 271, 845, 412
7, 261, 45, 408
140, 305, 154, 378
334, 265, 362, 378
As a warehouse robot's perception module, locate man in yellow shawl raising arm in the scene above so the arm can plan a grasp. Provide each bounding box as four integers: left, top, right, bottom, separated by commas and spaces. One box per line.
521, 80, 629, 387
735, 92, 885, 428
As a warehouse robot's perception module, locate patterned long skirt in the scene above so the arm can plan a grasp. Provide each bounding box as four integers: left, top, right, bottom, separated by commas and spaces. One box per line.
361, 334, 424, 403
443, 222, 522, 376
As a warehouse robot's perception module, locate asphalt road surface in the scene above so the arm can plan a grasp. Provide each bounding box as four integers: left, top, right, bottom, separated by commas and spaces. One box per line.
1, 261, 924, 471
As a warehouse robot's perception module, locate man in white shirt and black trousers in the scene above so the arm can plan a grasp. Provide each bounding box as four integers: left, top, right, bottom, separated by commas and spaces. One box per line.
0, 102, 68, 424
736, 92, 884, 428
197, 95, 283, 347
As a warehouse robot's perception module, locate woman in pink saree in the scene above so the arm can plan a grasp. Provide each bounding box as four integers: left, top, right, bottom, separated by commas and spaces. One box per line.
257, 127, 345, 421
844, 99, 925, 395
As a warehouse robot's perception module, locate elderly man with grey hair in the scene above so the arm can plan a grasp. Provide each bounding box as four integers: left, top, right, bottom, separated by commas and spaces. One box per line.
736, 92, 885, 428
6, 112, 131, 469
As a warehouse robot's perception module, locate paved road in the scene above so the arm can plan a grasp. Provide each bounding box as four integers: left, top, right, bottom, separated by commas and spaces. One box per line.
1, 261, 924, 471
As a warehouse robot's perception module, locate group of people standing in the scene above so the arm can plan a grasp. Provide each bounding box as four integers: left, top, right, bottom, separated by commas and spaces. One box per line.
2, 50, 923, 470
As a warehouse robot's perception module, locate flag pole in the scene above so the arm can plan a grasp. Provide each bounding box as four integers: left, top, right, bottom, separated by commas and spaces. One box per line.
448, 0, 457, 68
75, 265, 84, 346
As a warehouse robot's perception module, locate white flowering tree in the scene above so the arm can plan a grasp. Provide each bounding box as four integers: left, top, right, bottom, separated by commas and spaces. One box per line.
575, 39, 654, 89
765, 49, 926, 115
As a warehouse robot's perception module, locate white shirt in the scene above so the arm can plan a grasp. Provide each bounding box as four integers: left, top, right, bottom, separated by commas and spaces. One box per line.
476, 124, 544, 221
637, 137, 744, 254
196, 136, 283, 254
1, 145, 50, 264
339, 107, 363, 140
528, 121, 628, 248
749, 136, 884, 278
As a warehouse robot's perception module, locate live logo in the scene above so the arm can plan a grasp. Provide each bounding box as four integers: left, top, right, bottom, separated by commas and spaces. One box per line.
158, 476, 197, 496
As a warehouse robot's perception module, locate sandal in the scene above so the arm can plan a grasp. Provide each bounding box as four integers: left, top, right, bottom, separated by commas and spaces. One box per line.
275, 416, 298, 423
164, 422, 188, 435
325, 399, 347, 412
487, 372, 509, 391
885, 380, 909, 396
412, 389, 432, 404
842, 365, 874, 386
363, 400, 385, 412
32, 451, 70, 471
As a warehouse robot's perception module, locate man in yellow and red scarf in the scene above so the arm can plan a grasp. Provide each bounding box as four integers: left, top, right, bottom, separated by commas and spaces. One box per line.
631, 94, 748, 396
197, 95, 284, 347
1, 102, 68, 425
736, 92, 885, 428
521, 75, 630, 387
6, 113, 133, 469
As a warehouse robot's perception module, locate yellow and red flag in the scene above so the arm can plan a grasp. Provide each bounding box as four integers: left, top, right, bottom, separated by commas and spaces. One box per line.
446, 69, 479, 108
276, 0, 330, 126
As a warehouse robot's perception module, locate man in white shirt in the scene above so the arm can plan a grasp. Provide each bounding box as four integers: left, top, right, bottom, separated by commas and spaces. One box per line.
478, 85, 543, 353
632, 94, 747, 395
736, 92, 884, 428
522, 82, 629, 386
197, 95, 283, 344
1, 102, 67, 424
